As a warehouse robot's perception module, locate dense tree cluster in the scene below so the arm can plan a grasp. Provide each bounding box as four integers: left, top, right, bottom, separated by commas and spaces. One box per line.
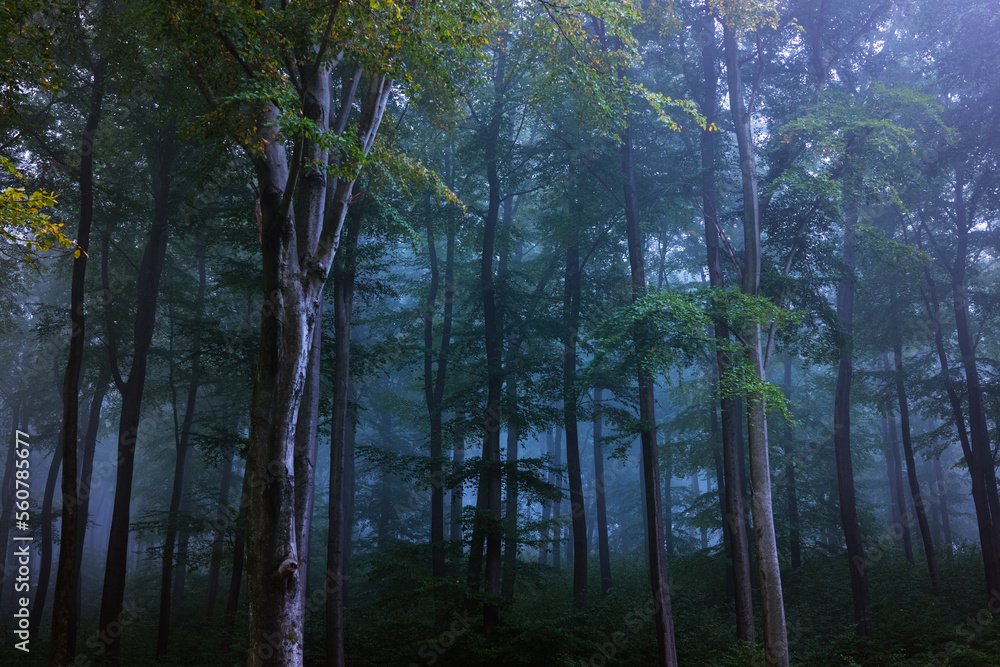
1, 1, 999, 666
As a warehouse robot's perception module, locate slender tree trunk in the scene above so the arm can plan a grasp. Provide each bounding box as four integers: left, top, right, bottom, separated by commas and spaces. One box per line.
223, 469, 247, 636
30, 441, 62, 636
593, 389, 612, 596
950, 172, 1000, 597
205, 448, 235, 619
501, 375, 520, 600
832, 207, 872, 639
922, 267, 999, 594
884, 406, 913, 561
539, 430, 553, 566
723, 21, 788, 664
451, 410, 465, 570
563, 238, 588, 609
0, 403, 21, 629
157, 247, 207, 658
50, 58, 106, 666
622, 119, 678, 667
704, 18, 754, 634
72, 373, 109, 652
425, 199, 455, 584
934, 457, 952, 551
893, 339, 941, 592
552, 427, 563, 573
327, 207, 361, 667
782, 354, 801, 571
99, 125, 176, 663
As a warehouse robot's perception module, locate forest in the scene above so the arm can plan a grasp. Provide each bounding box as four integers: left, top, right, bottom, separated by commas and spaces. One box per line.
1, 0, 999, 665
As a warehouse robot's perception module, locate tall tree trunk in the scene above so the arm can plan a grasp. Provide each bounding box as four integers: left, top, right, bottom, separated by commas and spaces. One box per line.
704, 14, 755, 640
922, 267, 999, 594
622, 120, 678, 667
51, 57, 106, 666
479, 56, 507, 631
893, 338, 941, 592
782, 353, 801, 571
882, 407, 913, 562
424, 199, 455, 583
723, 22, 788, 664
99, 124, 176, 663
244, 56, 390, 666
205, 448, 235, 619
223, 469, 248, 636
552, 427, 563, 573
157, 247, 207, 658
539, 430, 553, 566
593, 389, 612, 596
563, 237, 587, 610
832, 207, 872, 639
30, 441, 62, 636
934, 457, 952, 551
451, 409, 465, 571
501, 375, 520, 600
327, 206, 361, 667
0, 402, 21, 630
72, 372, 110, 652
950, 171, 1000, 597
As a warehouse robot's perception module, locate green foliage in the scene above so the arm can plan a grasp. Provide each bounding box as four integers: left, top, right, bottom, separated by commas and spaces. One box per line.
0, 156, 71, 266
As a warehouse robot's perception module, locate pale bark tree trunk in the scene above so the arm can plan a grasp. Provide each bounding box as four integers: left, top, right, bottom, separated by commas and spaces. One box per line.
723, 21, 789, 665
703, 14, 754, 640
51, 56, 106, 666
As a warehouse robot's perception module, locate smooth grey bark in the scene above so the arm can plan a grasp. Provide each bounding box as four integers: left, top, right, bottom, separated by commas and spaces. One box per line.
722, 21, 789, 665
702, 13, 754, 640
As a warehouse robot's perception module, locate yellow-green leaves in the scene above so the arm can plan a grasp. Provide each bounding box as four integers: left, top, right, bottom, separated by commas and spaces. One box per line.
0, 157, 71, 267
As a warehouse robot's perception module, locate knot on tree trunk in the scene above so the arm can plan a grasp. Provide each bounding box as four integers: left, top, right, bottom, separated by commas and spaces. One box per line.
278, 557, 298, 580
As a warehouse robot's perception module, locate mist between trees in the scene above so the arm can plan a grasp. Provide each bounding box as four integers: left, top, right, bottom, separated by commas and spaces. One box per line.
1, 1, 999, 666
